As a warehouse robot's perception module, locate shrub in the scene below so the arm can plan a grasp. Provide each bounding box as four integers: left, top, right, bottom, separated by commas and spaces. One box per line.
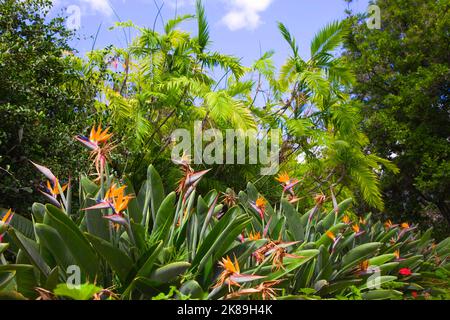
0, 125, 448, 300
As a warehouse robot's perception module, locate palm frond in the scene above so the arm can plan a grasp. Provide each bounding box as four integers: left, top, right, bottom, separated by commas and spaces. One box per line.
278, 22, 298, 57
201, 52, 245, 79
310, 20, 346, 57
226, 79, 254, 98
204, 91, 256, 130
196, 0, 210, 52
297, 70, 330, 100
164, 14, 194, 34
252, 50, 276, 78
350, 164, 384, 211
367, 154, 400, 174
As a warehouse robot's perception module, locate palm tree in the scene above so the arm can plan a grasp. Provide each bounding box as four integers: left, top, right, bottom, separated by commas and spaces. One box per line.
251, 21, 397, 210
86, 0, 257, 186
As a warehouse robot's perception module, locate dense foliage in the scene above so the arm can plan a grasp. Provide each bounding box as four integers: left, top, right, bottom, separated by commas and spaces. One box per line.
0, 0, 99, 213
85, 1, 396, 214
0, 0, 448, 300
0, 125, 449, 300
344, 0, 450, 233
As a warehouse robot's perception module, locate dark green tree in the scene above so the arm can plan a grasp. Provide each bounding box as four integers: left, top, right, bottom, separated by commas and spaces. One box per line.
343, 0, 450, 230
0, 0, 99, 212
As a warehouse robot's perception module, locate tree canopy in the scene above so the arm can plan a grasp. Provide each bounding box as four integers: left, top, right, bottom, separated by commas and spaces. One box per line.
344, 0, 450, 232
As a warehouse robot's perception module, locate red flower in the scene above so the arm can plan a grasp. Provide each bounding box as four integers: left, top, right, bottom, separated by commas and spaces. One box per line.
411, 291, 418, 298
399, 268, 412, 276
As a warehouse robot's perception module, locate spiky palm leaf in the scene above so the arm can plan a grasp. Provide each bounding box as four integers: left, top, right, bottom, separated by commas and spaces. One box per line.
195, 0, 210, 53
310, 20, 347, 58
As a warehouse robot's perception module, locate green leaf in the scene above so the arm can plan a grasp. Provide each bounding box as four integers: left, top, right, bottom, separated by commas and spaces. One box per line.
192, 207, 247, 272
310, 20, 345, 57
84, 233, 135, 283
84, 199, 109, 241
45, 267, 61, 291
124, 180, 143, 224
0, 272, 15, 291
341, 242, 382, 271
31, 203, 46, 223
213, 216, 254, 264
179, 280, 204, 299
136, 241, 163, 278
53, 283, 103, 300
8, 213, 35, 240
361, 289, 403, 300
153, 192, 176, 240
359, 276, 397, 291
315, 223, 347, 247
369, 254, 396, 266
35, 223, 76, 270
195, 0, 210, 52
0, 243, 9, 254
282, 198, 304, 241
0, 265, 38, 299
8, 228, 50, 277
398, 255, 423, 269
321, 198, 353, 230
318, 279, 363, 296
379, 262, 400, 274
145, 165, 165, 228
80, 176, 99, 196
45, 205, 99, 280
149, 262, 191, 285
268, 249, 319, 281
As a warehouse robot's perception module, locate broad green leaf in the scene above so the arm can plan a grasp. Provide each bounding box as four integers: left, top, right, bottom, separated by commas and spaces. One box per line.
45, 205, 99, 280
32, 203, 46, 223
361, 289, 402, 300
146, 165, 165, 226
85, 233, 135, 283
315, 223, 347, 247
179, 280, 204, 299
321, 198, 353, 230
341, 242, 382, 271
45, 266, 61, 291
135, 241, 163, 278
379, 262, 400, 273
369, 254, 396, 266
84, 199, 109, 241
35, 223, 76, 270
149, 262, 191, 285
125, 179, 143, 224
0, 243, 8, 254
359, 276, 397, 290
0, 272, 15, 291
153, 192, 176, 240
318, 279, 363, 295
192, 207, 237, 269
80, 176, 99, 196
282, 198, 304, 241
9, 228, 50, 277
398, 255, 423, 269
9, 213, 35, 240
54, 283, 102, 300
0, 264, 38, 299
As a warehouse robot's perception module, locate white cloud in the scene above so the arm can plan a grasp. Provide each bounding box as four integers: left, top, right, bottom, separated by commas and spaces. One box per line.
221, 0, 274, 31
79, 0, 113, 16
53, 0, 114, 17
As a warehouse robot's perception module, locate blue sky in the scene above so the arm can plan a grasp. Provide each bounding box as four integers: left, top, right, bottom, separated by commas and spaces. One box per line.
51, 0, 370, 68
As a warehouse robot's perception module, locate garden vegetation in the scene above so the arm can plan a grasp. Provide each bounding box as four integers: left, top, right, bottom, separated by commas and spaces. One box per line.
0, 0, 449, 300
